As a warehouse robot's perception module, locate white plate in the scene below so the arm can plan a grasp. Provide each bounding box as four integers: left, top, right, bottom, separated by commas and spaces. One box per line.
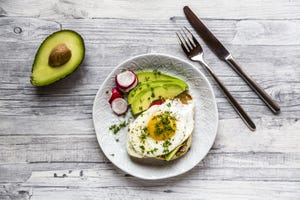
92, 53, 218, 180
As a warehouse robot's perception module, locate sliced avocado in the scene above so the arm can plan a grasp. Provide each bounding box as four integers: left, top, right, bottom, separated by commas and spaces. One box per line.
137, 71, 179, 82
162, 136, 191, 161
129, 71, 189, 115
128, 79, 187, 104
31, 30, 85, 86
165, 143, 184, 161
131, 83, 188, 115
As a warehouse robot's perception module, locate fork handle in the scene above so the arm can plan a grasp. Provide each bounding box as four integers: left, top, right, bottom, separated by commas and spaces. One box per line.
199, 61, 256, 131
225, 55, 280, 114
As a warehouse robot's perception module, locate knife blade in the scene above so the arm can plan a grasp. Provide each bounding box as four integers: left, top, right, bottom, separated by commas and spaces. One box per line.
183, 6, 230, 60
183, 6, 281, 114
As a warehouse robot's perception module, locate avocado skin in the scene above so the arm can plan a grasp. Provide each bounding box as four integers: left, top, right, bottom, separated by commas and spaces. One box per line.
129, 71, 188, 115
30, 30, 85, 86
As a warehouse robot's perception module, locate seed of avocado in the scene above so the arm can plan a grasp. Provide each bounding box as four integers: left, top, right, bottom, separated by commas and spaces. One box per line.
30, 30, 85, 86
48, 43, 72, 67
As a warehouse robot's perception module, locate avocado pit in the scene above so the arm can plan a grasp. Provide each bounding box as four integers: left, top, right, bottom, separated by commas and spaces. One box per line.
48, 43, 72, 67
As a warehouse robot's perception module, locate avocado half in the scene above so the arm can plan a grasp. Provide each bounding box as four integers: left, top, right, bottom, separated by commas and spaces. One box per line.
30, 30, 85, 86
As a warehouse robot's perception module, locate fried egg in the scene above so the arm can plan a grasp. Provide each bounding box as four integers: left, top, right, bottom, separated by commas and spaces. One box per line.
127, 97, 194, 158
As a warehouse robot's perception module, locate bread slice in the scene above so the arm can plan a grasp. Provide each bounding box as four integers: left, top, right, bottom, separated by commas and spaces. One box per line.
156, 134, 192, 161
127, 92, 194, 161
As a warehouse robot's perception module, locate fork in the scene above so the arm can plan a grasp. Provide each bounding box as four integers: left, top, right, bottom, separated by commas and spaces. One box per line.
176, 27, 256, 131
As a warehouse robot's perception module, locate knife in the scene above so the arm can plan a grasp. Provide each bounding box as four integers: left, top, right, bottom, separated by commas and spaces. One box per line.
183, 6, 280, 114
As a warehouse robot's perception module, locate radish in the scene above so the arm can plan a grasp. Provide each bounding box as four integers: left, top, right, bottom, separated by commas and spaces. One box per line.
108, 87, 122, 104
123, 77, 138, 93
115, 70, 138, 92
111, 97, 128, 115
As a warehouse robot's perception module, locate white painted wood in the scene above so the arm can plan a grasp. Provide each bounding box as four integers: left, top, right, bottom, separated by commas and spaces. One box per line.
0, 18, 299, 120
1, 118, 299, 164
2, 181, 300, 200
1, 0, 300, 20
27, 183, 299, 200
1, 151, 300, 183
0, 0, 300, 199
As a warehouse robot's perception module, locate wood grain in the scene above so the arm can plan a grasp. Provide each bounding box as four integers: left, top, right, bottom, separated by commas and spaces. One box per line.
1, 181, 299, 200
0, 1, 300, 199
1, 118, 299, 163
1, 0, 300, 20
0, 18, 299, 119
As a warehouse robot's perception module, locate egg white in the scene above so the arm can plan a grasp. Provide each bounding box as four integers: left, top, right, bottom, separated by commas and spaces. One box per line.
127, 98, 194, 158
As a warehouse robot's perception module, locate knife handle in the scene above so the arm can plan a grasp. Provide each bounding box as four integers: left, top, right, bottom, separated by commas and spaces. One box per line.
225, 55, 280, 114
200, 61, 256, 131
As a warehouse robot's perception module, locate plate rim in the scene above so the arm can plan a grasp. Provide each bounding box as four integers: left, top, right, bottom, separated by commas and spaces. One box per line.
92, 53, 219, 180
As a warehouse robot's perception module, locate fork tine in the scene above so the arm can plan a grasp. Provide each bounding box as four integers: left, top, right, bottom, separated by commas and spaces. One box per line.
184, 26, 200, 46
176, 32, 189, 55
178, 31, 192, 52
181, 27, 195, 49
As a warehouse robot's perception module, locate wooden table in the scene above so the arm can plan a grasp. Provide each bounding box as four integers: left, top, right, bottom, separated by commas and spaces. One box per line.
1, 1, 299, 199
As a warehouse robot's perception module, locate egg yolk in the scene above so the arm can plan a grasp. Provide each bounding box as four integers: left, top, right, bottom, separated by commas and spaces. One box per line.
147, 112, 176, 141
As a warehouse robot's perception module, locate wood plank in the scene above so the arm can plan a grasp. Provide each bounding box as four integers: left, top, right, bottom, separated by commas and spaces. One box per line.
2, 18, 300, 45
1, 0, 300, 20
23, 165, 300, 186
22, 181, 300, 200
0, 17, 60, 43
0, 1, 299, 199
60, 18, 300, 46
0, 116, 299, 182
2, 180, 300, 200
0, 118, 299, 164
0, 116, 95, 136
0, 18, 299, 119
1, 116, 299, 183
2, 170, 300, 200
0, 113, 298, 138
1, 151, 300, 183
0, 163, 102, 183
0, 184, 32, 200
0, 135, 103, 164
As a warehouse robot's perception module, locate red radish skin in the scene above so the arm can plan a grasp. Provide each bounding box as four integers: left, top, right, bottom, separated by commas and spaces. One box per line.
115, 70, 138, 91
109, 87, 123, 104
111, 97, 128, 115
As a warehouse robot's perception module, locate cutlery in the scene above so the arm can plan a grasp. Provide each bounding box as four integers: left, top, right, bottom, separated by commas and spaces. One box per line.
183, 6, 280, 114
176, 27, 256, 131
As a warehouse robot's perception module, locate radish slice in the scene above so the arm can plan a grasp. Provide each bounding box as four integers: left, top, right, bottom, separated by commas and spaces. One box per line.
111, 98, 128, 115
115, 70, 137, 91
123, 77, 138, 93
109, 87, 123, 104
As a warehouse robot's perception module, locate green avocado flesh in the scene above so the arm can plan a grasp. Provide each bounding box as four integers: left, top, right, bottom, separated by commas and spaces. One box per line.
165, 144, 183, 161
128, 80, 187, 104
137, 71, 180, 82
165, 139, 187, 161
31, 30, 85, 86
129, 71, 188, 115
